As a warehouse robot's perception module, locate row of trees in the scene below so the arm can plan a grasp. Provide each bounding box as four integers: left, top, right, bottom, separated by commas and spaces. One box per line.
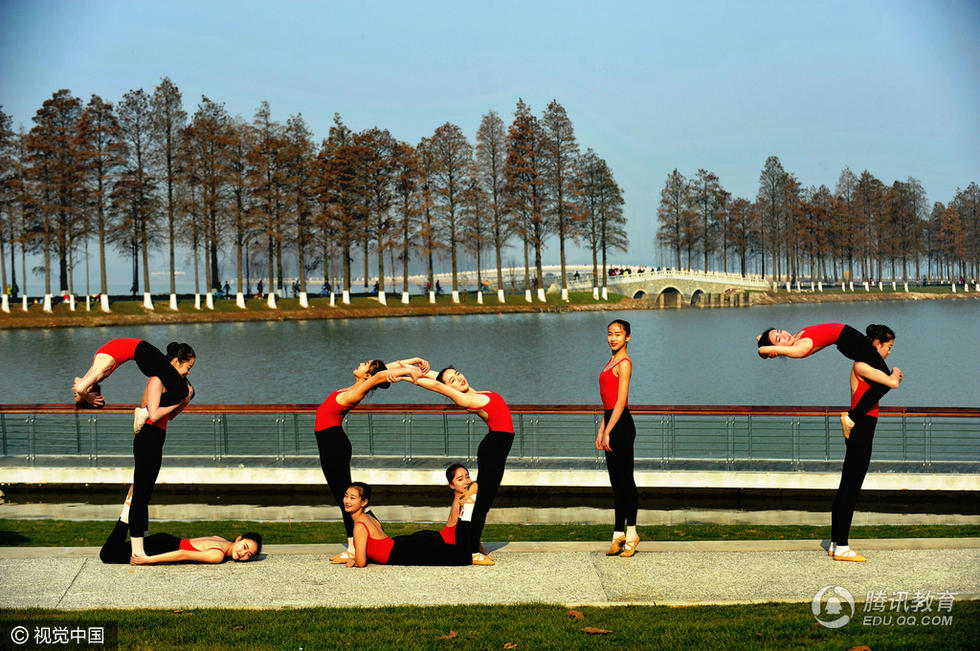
0, 82, 628, 304
657, 157, 980, 282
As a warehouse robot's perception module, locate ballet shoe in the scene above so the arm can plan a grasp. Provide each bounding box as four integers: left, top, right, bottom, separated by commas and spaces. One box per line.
828, 544, 836, 558
605, 535, 627, 556
460, 481, 479, 506
133, 407, 149, 435
620, 536, 640, 558
471, 552, 495, 566
833, 548, 867, 562
330, 550, 354, 564
840, 412, 852, 439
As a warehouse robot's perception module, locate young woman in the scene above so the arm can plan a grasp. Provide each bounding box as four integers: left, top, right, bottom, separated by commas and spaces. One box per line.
596, 319, 639, 557
344, 481, 481, 567
402, 363, 514, 566
101, 487, 261, 565
73, 339, 191, 408
315, 358, 430, 564
830, 325, 900, 563
756, 323, 903, 436
129, 343, 196, 559
440, 463, 490, 556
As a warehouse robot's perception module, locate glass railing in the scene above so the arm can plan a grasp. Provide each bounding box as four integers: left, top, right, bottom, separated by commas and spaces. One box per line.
1, 404, 977, 472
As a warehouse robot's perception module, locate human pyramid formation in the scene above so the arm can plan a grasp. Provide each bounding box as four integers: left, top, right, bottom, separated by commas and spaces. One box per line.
73, 320, 901, 568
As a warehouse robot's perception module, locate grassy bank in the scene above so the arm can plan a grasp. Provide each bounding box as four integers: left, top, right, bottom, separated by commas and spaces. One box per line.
2, 602, 977, 649
2, 520, 978, 547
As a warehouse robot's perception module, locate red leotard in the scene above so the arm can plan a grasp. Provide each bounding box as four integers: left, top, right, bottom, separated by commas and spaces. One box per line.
599, 358, 629, 410
472, 391, 514, 433
356, 521, 394, 564
439, 525, 456, 545
794, 323, 845, 357
314, 390, 349, 431
178, 539, 225, 553
95, 338, 142, 376
851, 376, 880, 418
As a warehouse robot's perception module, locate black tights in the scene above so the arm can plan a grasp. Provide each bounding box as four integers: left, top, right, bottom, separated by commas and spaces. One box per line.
315, 426, 354, 538
100, 519, 180, 564
130, 424, 166, 538
387, 521, 474, 566
835, 325, 890, 421
471, 430, 515, 553
831, 415, 877, 546
134, 340, 188, 408
604, 408, 638, 530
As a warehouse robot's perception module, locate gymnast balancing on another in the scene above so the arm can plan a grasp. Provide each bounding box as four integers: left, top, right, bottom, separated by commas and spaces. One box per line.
314, 357, 432, 564
756, 322, 903, 437
73, 338, 192, 411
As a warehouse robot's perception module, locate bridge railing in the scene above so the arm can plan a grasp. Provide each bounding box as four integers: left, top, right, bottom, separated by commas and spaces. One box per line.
1, 404, 977, 473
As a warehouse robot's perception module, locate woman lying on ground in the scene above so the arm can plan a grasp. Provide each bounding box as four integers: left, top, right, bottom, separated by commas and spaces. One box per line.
440, 463, 490, 556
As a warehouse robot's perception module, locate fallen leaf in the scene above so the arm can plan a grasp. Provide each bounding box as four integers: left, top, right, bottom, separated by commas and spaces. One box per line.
232, 625, 245, 630
504, 643, 518, 649
848, 647, 872, 651
438, 631, 458, 640
583, 627, 613, 635
567, 610, 584, 619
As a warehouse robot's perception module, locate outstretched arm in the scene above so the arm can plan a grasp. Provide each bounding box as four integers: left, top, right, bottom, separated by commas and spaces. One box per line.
131, 548, 224, 565
413, 377, 490, 411
386, 357, 431, 375
339, 366, 419, 406
757, 340, 812, 359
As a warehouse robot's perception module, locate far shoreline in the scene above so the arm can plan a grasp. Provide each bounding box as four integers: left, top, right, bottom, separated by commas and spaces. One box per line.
1, 289, 977, 330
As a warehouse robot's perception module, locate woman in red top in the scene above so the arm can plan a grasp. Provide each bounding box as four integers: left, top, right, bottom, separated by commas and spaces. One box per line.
315, 358, 430, 565
596, 319, 639, 557
73, 339, 191, 409
439, 463, 490, 555
830, 324, 898, 563
343, 482, 478, 567
402, 362, 514, 566
757, 323, 903, 437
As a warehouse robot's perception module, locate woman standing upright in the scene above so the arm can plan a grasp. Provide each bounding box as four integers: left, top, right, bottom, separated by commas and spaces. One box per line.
596, 319, 639, 557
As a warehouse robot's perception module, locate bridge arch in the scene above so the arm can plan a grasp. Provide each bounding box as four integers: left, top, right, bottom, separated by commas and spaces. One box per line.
656, 286, 683, 308
690, 289, 706, 306
632, 289, 647, 300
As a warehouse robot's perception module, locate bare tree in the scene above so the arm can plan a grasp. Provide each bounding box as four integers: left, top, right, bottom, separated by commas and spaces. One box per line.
579, 149, 626, 294
150, 78, 186, 304
429, 122, 472, 300
656, 169, 690, 270
475, 110, 511, 301
540, 100, 582, 299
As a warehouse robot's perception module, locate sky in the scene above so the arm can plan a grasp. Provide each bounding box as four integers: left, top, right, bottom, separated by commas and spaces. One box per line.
1, 0, 978, 292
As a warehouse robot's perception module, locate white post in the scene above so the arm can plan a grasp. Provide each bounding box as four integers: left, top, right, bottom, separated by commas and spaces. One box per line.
1, 294, 8, 313
236, 292, 246, 309
205, 292, 215, 309
194, 293, 201, 310
817, 281, 823, 292
891, 281, 896, 291
524, 289, 532, 303
878, 281, 883, 291
537, 288, 546, 302
451, 290, 460, 304
975, 282, 979, 292
299, 291, 310, 308
849, 281, 854, 291
601, 287, 608, 300
592, 287, 599, 300
267, 291, 278, 308
68, 294, 76, 311
794, 280, 800, 292
904, 282, 909, 292
342, 290, 350, 305
22, 295, 29, 311
100, 294, 110, 312
951, 283, 956, 293
785, 281, 790, 292
142, 292, 154, 309
809, 281, 814, 292
401, 291, 410, 304
427, 290, 435, 304
330, 292, 336, 307
43, 294, 53, 312
561, 288, 569, 302
169, 294, 178, 310
863, 282, 870, 292
85, 295, 90, 311
497, 288, 505, 303
476, 291, 483, 305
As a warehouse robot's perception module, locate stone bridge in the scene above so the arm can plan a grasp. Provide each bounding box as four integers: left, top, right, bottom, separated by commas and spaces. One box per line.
566, 268, 769, 307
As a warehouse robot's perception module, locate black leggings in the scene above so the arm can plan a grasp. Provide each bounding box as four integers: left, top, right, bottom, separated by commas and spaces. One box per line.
315, 426, 354, 538
604, 408, 638, 530
100, 519, 180, 564
835, 325, 890, 421
130, 423, 166, 538
471, 430, 515, 553
134, 340, 188, 408
831, 415, 877, 545
387, 521, 474, 566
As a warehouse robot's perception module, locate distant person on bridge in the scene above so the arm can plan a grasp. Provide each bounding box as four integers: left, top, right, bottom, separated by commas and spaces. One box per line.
397, 361, 514, 566
73, 339, 192, 410
314, 357, 431, 565
830, 325, 898, 563
596, 319, 639, 557
756, 323, 903, 437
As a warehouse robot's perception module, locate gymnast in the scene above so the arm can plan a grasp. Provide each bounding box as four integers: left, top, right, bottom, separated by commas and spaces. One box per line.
314, 358, 431, 564
101, 487, 261, 565
757, 322, 903, 437
344, 481, 481, 567
440, 463, 490, 556
73, 338, 191, 409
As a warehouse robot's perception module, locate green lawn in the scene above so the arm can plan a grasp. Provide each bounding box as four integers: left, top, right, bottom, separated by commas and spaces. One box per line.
2, 602, 977, 650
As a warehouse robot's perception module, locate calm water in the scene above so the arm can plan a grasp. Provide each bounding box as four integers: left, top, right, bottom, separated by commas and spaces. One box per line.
2, 299, 979, 408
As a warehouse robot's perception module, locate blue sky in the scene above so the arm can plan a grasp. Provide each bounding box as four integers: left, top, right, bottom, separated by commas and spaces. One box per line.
1, 0, 978, 289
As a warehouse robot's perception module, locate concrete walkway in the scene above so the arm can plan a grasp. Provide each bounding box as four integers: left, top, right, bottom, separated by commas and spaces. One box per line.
2, 539, 978, 609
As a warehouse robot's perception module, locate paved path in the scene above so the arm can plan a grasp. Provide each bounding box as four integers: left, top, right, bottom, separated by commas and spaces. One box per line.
2, 539, 978, 609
